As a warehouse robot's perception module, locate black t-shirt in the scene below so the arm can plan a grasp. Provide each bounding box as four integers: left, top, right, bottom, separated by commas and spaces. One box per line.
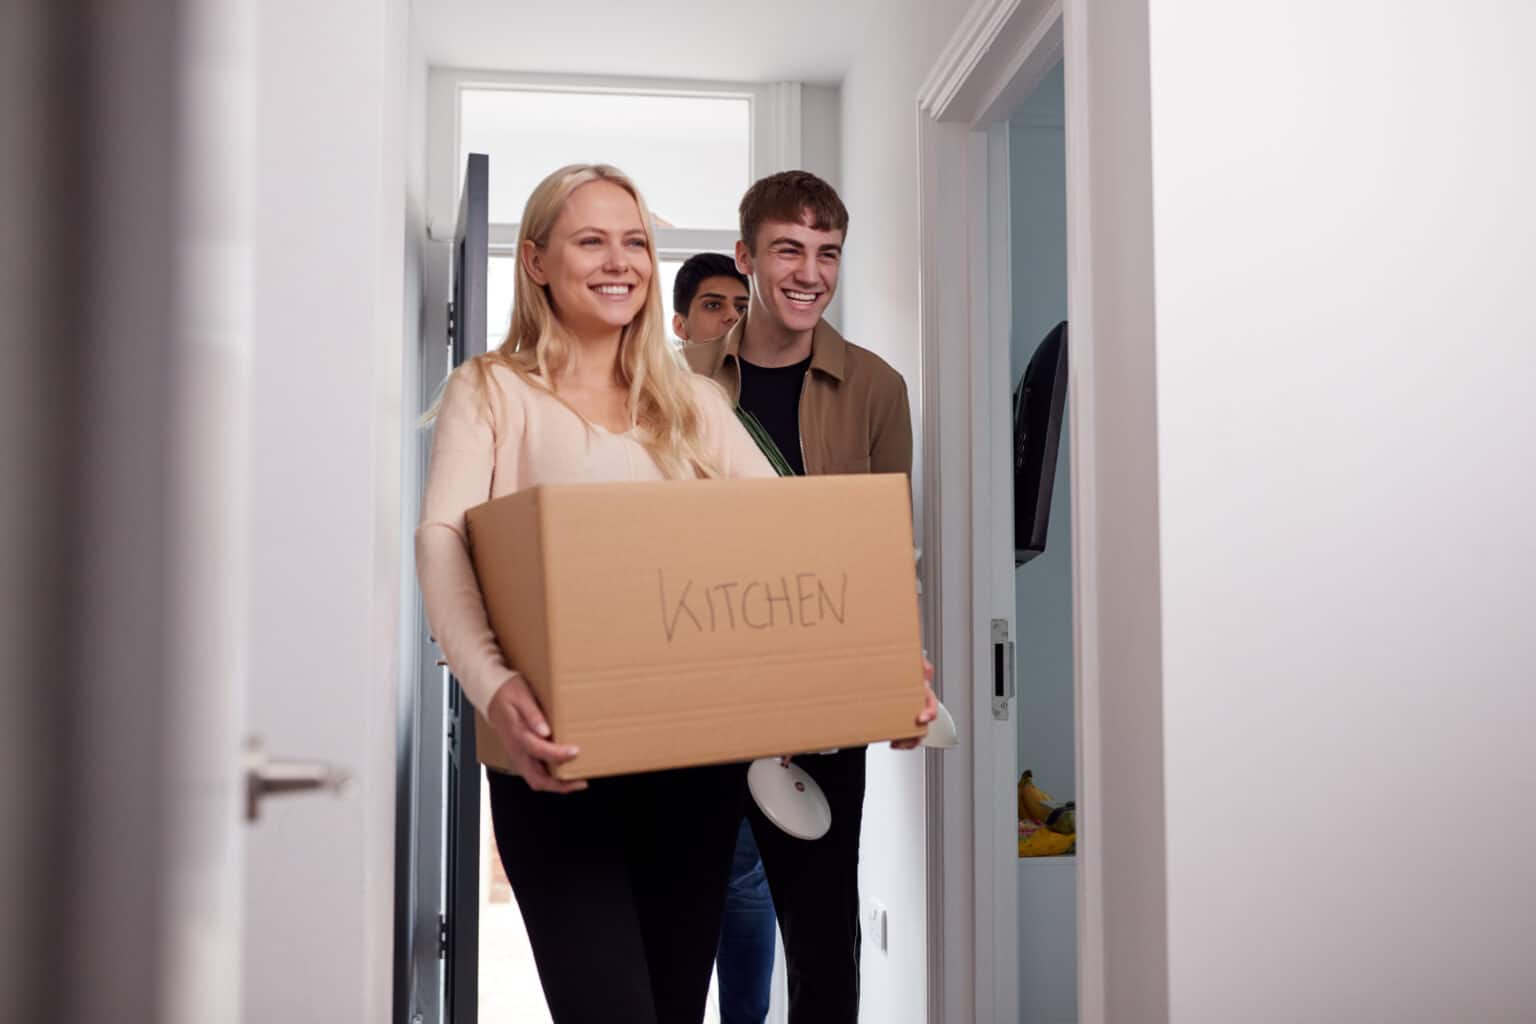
738, 355, 812, 476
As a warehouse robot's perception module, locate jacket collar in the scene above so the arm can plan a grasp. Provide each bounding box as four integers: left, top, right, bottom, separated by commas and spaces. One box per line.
720, 312, 847, 383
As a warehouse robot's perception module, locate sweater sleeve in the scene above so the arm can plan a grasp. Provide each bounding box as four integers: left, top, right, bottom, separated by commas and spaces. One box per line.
692, 375, 776, 479
415, 365, 522, 715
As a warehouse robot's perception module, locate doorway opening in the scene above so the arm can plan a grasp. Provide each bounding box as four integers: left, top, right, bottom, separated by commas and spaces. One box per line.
409, 67, 808, 1021
1004, 59, 1078, 1024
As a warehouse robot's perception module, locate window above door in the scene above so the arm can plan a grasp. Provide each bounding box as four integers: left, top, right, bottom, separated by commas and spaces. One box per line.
429, 70, 805, 255
460, 87, 751, 230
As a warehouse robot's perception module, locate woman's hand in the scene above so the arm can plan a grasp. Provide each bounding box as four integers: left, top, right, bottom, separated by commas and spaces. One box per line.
891, 658, 939, 750
486, 673, 587, 793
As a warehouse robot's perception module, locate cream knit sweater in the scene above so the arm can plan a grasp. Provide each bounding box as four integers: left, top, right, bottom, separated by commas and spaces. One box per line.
416, 360, 775, 714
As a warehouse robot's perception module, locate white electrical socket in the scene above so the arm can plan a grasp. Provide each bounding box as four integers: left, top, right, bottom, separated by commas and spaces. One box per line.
866, 899, 889, 954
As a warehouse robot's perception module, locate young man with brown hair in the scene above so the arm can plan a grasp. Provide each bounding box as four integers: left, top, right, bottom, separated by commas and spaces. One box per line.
686, 170, 933, 1023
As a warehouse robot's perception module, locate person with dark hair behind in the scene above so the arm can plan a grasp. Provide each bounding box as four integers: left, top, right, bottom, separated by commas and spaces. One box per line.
672, 251, 750, 345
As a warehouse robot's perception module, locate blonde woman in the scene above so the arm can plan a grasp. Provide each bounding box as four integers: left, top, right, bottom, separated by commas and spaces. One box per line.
416, 164, 775, 1023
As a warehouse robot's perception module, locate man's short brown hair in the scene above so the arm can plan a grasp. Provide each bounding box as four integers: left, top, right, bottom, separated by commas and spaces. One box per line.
738, 170, 849, 253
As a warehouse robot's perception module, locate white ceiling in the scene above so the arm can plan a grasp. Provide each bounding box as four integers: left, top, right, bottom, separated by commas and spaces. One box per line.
412, 0, 878, 84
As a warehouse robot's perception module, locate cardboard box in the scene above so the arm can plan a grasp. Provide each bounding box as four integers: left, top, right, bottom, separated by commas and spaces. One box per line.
464, 474, 925, 780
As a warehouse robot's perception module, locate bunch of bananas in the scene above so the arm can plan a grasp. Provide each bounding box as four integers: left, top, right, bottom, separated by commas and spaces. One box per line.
1017, 770, 1076, 857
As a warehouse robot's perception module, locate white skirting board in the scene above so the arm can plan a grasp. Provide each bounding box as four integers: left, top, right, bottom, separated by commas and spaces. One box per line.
1018, 856, 1077, 1024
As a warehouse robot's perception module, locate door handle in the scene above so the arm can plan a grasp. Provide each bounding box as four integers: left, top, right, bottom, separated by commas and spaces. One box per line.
991, 618, 1014, 721
244, 735, 352, 822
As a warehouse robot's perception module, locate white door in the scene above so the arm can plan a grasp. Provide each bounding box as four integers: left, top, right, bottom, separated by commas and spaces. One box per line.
162, 1, 256, 1020
240, 0, 409, 1020
88, 0, 427, 1019
164, 1, 413, 1021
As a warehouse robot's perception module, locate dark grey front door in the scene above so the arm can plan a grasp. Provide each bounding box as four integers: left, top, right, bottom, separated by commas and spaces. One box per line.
445, 151, 489, 1024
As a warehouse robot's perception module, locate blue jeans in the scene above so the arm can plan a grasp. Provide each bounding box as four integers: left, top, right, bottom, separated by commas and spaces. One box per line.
716, 818, 776, 1024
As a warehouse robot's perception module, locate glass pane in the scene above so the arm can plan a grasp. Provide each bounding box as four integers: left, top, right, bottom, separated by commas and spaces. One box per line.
487, 255, 516, 351
486, 254, 691, 352
657, 257, 686, 346
461, 89, 750, 229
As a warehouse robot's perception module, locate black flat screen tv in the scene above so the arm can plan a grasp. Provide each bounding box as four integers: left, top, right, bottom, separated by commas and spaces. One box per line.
1013, 321, 1068, 566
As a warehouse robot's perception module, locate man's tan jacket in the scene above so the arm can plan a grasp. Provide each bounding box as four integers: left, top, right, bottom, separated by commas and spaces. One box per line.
682, 315, 913, 477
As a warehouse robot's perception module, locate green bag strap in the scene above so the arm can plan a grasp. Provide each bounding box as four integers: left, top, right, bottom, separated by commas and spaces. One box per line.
733, 406, 798, 478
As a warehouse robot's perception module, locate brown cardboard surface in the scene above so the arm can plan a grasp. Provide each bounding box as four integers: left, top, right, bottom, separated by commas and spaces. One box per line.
464, 474, 925, 780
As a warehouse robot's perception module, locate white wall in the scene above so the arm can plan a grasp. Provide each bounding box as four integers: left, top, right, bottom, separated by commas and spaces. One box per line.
1147, 2, 1536, 1019
242, 0, 412, 1019
837, 1, 974, 1018
802, 81, 843, 328
802, 83, 842, 185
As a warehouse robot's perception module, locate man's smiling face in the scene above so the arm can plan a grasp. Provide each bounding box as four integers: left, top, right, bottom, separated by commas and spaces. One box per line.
737, 213, 842, 335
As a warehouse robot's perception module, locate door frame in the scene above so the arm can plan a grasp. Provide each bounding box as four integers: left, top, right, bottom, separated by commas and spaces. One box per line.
917, 0, 1166, 1020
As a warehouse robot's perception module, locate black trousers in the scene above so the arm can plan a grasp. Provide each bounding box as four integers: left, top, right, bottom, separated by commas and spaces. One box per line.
488, 761, 749, 1024
747, 746, 867, 1024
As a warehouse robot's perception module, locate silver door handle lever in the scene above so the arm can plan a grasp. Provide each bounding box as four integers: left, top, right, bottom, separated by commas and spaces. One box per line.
245, 735, 352, 822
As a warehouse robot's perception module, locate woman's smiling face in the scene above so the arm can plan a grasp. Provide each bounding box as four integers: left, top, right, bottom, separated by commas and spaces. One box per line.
524, 179, 652, 338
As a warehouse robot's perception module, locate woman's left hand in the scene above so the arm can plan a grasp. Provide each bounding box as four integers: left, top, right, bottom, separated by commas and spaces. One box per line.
891, 657, 938, 750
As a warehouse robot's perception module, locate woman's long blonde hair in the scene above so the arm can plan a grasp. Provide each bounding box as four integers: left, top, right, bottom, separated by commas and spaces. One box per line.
462, 163, 721, 480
